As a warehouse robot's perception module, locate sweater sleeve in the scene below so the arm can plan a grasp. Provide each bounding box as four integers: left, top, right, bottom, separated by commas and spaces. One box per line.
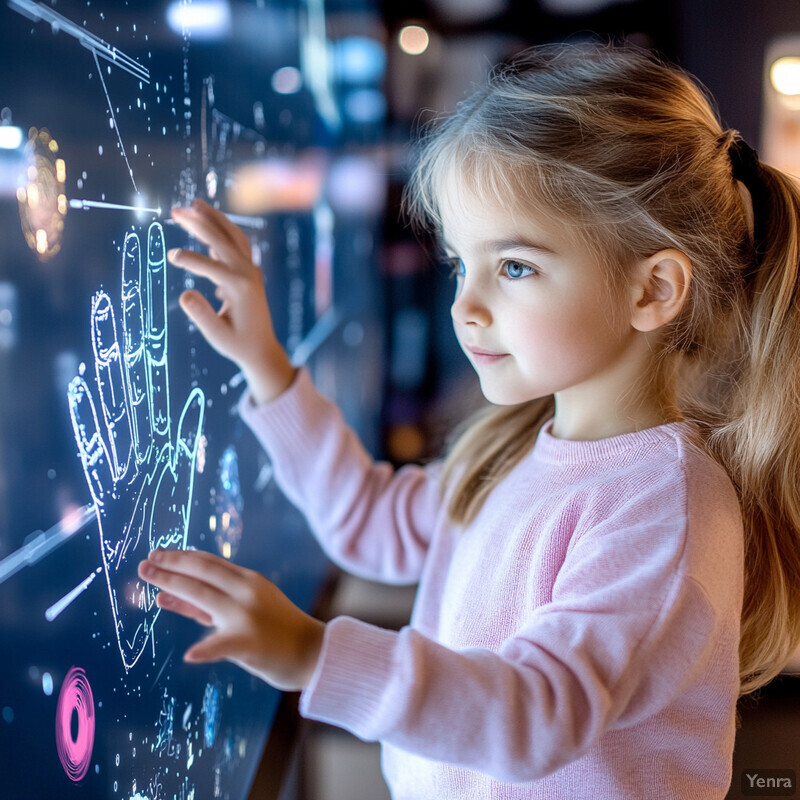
298, 491, 722, 781
237, 367, 444, 585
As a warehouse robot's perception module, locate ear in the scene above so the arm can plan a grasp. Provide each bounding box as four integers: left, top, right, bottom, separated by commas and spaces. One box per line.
629, 249, 692, 333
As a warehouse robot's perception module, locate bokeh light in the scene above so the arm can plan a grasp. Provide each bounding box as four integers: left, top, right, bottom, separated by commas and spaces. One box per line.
771, 56, 800, 96
398, 25, 430, 56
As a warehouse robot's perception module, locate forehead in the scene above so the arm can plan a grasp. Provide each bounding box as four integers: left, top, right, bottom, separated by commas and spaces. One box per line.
435, 164, 572, 248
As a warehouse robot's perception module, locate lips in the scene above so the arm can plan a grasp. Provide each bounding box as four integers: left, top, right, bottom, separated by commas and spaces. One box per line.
465, 345, 508, 363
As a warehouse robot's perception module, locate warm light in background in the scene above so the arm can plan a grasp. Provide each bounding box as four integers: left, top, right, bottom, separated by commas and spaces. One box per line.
228, 155, 325, 214
17, 127, 67, 261
398, 25, 429, 55
761, 37, 800, 183
770, 56, 800, 96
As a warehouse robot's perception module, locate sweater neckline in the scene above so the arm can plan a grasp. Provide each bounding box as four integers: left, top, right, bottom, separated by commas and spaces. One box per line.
533, 416, 698, 465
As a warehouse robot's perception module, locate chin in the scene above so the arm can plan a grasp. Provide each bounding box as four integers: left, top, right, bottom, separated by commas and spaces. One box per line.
478, 380, 537, 406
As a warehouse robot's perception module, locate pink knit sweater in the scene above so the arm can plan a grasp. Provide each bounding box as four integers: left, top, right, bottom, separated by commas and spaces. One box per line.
239, 367, 744, 800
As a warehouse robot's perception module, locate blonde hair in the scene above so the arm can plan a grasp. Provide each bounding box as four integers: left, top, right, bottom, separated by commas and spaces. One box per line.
402, 40, 800, 699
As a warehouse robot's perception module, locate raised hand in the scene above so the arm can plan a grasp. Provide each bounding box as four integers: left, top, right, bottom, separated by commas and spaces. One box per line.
168, 199, 296, 406
138, 548, 326, 692
68, 222, 205, 671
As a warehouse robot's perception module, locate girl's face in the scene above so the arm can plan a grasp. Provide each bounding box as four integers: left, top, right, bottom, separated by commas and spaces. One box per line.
439, 181, 657, 439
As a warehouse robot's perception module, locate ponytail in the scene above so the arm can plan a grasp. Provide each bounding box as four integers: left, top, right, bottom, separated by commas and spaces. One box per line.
696, 163, 800, 695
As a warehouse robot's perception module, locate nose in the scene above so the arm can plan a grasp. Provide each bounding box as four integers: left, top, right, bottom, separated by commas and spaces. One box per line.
451, 278, 492, 328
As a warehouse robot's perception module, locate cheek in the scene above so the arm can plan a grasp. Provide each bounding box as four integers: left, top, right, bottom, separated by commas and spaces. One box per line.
518, 296, 623, 373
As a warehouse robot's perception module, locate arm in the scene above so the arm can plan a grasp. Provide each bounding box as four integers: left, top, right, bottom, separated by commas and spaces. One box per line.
169, 200, 441, 583
239, 367, 444, 584
297, 502, 730, 781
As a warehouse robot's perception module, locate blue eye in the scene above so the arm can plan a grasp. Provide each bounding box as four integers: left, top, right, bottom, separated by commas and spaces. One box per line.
503, 260, 536, 279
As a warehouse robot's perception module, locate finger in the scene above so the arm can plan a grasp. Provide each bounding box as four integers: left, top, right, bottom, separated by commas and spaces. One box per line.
157, 591, 214, 626
178, 290, 234, 356
148, 547, 265, 610
192, 198, 253, 255
137, 557, 234, 617
91, 291, 133, 479
168, 248, 243, 290
145, 221, 171, 446
147, 547, 249, 588
121, 232, 151, 464
184, 632, 241, 664
173, 386, 205, 488
67, 375, 113, 505
174, 199, 252, 258
171, 203, 250, 267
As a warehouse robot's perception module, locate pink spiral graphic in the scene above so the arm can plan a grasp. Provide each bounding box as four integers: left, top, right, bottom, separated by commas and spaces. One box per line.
55, 666, 95, 781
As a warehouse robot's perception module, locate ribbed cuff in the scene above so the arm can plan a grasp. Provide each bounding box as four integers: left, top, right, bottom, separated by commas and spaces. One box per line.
299, 615, 399, 741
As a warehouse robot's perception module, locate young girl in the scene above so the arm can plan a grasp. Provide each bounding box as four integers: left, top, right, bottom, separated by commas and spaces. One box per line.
138, 41, 800, 799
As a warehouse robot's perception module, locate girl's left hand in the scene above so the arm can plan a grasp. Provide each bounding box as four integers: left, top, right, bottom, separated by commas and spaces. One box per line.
137, 549, 326, 691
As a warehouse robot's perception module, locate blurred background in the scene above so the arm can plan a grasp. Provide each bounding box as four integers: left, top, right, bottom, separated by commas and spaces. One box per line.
2, 1, 800, 799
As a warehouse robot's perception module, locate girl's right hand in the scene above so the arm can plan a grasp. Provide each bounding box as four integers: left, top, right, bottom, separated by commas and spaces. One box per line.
169, 199, 296, 405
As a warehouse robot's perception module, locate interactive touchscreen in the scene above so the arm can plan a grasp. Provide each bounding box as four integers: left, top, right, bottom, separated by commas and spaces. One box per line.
0, 1, 385, 797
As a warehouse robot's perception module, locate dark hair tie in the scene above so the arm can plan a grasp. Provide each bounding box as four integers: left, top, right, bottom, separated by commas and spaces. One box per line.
727, 135, 767, 275
729, 137, 761, 183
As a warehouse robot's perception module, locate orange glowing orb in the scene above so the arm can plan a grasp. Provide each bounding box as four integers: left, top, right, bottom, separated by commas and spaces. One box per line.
17, 127, 67, 260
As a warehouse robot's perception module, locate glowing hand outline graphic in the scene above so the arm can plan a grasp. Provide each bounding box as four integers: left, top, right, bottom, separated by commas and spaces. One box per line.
68, 221, 205, 671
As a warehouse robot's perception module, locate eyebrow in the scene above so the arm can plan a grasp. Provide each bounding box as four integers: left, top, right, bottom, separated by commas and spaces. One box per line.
486, 238, 560, 256
442, 237, 560, 257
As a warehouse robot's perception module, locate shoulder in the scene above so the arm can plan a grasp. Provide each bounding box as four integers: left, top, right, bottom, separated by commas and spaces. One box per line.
671, 426, 744, 600
576, 422, 738, 521
553, 423, 743, 617
570, 423, 743, 565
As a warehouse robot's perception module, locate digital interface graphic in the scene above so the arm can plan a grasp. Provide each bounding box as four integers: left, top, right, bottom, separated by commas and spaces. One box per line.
68, 220, 206, 670
55, 666, 96, 782
0, 0, 385, 797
